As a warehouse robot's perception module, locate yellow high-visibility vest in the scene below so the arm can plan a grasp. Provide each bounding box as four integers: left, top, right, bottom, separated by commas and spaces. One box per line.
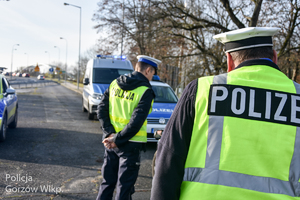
109, 79, 153, 143
180, 64, 300, 199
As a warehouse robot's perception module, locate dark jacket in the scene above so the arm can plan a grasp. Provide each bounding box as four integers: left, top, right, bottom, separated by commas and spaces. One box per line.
97, 71, 155, 147
150, 59, 283, 200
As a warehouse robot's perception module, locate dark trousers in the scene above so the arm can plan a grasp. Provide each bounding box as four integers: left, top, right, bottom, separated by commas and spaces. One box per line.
96, 142, 143, 200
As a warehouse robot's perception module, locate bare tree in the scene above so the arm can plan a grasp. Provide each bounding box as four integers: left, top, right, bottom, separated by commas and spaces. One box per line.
69, 47, 97, 82
151, 0, 300, 86
93, 0, 300, 89
151, 0, 264, 76
93, 0, 182, 88
93, 0, 158, 55
259, 0, 300, 80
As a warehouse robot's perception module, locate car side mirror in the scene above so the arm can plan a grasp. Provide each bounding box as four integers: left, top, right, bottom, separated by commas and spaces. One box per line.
83, 78, 89, 85
6, 88, 15, 95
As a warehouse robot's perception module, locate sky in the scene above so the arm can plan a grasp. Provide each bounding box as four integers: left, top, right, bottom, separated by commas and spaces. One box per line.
0, 0, 101, 72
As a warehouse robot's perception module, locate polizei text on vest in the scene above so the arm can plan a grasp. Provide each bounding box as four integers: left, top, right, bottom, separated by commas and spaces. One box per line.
208, 84, 300, 126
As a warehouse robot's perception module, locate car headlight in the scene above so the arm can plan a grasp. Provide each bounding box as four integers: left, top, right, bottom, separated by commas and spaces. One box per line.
91, 93, 103, 100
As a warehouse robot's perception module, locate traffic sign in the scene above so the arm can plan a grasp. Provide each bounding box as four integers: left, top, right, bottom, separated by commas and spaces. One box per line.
49, 68, 54, 74
34, 64, 40, 72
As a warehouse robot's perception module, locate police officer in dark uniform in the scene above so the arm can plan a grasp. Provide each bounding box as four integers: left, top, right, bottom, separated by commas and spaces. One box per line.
151, 27, 300, 199
96, 55, 161, 200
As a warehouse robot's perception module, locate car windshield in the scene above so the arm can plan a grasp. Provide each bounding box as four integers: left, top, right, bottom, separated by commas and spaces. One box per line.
152, 85, 178, 103
93, 68, 132, 84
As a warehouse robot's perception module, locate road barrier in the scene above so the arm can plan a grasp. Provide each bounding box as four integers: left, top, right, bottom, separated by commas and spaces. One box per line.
9, 80, 58, 89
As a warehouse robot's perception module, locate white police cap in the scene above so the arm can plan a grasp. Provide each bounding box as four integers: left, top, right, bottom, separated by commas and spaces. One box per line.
213, 27, 280, 53
137, 55, 162, 69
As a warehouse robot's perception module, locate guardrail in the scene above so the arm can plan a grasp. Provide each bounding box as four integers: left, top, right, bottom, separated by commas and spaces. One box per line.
9, 80, 58, 89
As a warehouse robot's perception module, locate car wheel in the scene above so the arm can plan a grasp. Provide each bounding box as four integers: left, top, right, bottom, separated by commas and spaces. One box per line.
0, 113, 7, 142
87, 104, 94, 120
82, 98, 87, 112
8, 107, 18, 128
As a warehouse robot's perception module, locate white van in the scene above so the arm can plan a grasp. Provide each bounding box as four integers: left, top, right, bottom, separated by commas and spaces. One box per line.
82, 55, 134, 119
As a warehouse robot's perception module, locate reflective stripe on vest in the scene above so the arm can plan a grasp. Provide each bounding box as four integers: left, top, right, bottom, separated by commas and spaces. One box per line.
181, 66, 300, 199
292, 82, 300, 195
109, 80, 152, 143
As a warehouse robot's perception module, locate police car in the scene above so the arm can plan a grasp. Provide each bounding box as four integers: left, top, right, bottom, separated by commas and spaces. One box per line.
147, 76, 178, 142
0, 74, 18, 142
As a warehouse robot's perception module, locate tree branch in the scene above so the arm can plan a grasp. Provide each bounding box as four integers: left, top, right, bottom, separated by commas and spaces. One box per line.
220, 0, 245, 28
249, 0, 263, 27
278, 6, 300, 58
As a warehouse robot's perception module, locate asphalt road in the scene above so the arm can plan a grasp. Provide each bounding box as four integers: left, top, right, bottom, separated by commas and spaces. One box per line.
0, 82, 156, 199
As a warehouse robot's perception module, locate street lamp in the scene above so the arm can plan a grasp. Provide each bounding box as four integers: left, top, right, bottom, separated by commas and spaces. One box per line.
60, 37, 68, 83
54, 46, 61, 80
45, 51, 51, 65
64, 2, 81, 90
54, 46, 60, 62
45, 51, 53, 78
24, 53, 29, 67
11, 44, 19, 79
121, 0, 124, 57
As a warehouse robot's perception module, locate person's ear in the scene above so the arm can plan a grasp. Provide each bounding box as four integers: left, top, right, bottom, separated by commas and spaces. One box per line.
145, 66, 150, 75
227, 52, 235, 72
148, 66, 154, 75
272, 50, 278, 65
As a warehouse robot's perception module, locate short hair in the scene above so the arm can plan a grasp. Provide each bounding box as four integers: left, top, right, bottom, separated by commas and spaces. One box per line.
230, 46, 274, 63
136, 62, 155, 73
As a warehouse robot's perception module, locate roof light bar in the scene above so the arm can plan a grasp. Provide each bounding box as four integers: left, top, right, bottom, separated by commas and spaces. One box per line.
152, 75, 161, 81
96, 55, 127, 60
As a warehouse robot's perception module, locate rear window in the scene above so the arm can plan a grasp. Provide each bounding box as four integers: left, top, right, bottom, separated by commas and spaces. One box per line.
152, 85, 178, 103
93, 68, 132, 84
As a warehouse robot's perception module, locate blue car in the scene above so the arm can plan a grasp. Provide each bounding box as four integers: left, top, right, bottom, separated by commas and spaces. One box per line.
146, 80, 178, 142
0, 74, 18, 142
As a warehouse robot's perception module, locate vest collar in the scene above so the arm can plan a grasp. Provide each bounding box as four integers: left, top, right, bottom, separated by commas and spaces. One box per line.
235, 59, 281, 71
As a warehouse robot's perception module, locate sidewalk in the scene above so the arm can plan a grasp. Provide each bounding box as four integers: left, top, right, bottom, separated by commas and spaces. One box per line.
60, 81, 83, 95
